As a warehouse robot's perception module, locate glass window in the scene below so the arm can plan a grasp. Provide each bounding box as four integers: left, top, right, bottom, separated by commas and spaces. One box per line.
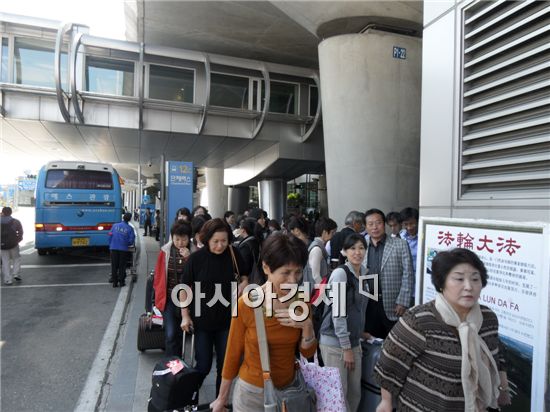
149, 65, 194, 103
13, 38, 68, 89
85, 56, 134, 96
210, 73, 249, 109
309, 86, 318, 116
269, 81, 297, 115
1, 38, 8, 82
46, 170, 113, 190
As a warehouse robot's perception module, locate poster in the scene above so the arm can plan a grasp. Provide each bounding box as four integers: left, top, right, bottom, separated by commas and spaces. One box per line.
418, 218, 550, 412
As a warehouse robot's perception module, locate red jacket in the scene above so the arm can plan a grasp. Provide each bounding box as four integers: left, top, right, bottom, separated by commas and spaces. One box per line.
153, 242, 191, 312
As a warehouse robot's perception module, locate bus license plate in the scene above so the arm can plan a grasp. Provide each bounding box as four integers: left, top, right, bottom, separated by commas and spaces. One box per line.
72, 238, 89, 247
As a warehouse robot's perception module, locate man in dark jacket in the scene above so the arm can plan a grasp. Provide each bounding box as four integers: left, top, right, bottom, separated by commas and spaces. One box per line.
109, 212, 135, 287
1, 207, 24, 285
327, 210, 365, 268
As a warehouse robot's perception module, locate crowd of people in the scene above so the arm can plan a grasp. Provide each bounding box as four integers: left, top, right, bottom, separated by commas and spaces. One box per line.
141, 203, 511, 411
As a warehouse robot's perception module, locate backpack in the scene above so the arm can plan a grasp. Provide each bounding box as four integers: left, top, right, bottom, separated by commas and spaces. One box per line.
1, 220, 19, 250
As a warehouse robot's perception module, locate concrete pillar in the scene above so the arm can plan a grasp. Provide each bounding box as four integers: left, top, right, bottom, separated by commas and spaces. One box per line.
318, 32, 421, 227
228, 186, 250, 215
205, 167, 228, 219
258, 179, 286, 223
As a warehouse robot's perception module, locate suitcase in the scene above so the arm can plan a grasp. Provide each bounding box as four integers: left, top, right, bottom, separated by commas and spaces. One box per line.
145, 270, 155, 313
148, 331, 202, 412
137, 313, 165, 351
358, 339, 383, 412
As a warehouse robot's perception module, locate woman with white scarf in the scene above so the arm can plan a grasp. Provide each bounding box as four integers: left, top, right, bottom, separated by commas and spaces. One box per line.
374, 248, 512, 412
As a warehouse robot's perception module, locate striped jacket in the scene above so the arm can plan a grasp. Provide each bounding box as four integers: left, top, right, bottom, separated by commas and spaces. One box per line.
374, 301, 505, 412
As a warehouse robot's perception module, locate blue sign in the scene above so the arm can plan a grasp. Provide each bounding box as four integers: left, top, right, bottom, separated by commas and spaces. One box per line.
166, 161, 194, 240
18, 178, 36, 191
393, 46, 406, 60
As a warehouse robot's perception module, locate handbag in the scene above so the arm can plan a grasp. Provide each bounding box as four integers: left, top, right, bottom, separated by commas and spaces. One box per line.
299, 355, 346, 412
253, 302, 317, 412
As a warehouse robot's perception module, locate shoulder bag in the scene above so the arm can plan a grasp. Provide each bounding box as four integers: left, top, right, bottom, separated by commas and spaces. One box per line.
253, 299, 317, 412
229, 245, 240, 282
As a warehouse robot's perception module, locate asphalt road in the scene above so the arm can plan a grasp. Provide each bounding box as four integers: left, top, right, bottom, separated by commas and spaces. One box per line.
1, 208, 125, 412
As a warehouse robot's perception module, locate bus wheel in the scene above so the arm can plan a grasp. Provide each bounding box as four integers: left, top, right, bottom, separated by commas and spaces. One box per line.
37, 249, 48, 256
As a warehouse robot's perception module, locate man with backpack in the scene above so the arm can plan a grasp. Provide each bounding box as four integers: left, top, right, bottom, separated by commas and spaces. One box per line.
1, 207, 24, 285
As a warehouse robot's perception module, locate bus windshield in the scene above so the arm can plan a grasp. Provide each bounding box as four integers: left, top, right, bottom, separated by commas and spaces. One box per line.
46, 169, 113, 190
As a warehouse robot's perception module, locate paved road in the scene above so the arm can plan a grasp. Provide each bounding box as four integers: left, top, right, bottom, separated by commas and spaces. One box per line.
1, 208, 125, 412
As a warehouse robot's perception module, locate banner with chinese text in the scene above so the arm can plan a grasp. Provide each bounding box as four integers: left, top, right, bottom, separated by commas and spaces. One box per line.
418, 218, 550, 412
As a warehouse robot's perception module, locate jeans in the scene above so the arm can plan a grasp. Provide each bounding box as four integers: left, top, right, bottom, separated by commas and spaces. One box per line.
110, 250, 128, 283
194, 327, 230, 396
1, 246, 21, 283
163, 297, 182, 357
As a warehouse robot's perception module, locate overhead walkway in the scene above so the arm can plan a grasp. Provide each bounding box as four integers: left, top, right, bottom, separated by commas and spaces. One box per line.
0, 13, 325, 184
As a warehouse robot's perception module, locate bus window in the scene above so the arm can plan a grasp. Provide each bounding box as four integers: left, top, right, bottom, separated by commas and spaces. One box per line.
46, 170, 113, 190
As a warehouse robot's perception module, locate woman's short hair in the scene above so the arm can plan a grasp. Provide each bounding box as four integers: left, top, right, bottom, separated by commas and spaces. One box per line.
288, 216, 309, 235
199, 218, 233, 248
314, 217, 337, 237
170, 221, 192, 238
261, 232, 308, 272
190, 215, 207, 236
431, 248, 488, 291
240, 217, 257, 236
342, 233, 367, 250
268, 219, 281, 231
175, 207, 191, 222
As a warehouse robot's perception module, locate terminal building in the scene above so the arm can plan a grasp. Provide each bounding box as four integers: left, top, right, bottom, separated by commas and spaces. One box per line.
0, 1, 548, 225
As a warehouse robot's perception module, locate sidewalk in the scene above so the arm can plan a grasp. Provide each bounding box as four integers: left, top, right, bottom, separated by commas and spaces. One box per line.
101, 229, 218, 411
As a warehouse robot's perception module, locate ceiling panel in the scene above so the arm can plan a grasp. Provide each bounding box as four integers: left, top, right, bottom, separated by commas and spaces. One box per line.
42, 122, 87, 146
110, 128, 140, 148
7, 119, 57, 143
78, 126, 114, 146
200, 137, 251, 167
2, 119, 42, 153
114, 146, 140, 164
88, 145, 119, 164
182, 135, 226, 165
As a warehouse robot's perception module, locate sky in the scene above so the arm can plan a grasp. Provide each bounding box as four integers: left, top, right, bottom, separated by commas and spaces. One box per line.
0, 0, 126, 183
0, 0, 126, 40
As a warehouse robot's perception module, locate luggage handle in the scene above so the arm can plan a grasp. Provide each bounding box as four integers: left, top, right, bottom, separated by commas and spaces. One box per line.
182, 329, 195, 367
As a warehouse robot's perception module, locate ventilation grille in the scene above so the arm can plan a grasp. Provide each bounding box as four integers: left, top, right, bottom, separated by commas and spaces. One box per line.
460, 0, 550, 200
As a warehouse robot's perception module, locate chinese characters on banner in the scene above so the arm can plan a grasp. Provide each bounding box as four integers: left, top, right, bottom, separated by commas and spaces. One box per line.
419, 219, 550, 412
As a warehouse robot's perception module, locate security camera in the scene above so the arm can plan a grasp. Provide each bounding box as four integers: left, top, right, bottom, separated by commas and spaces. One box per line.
147, 161, 152, 167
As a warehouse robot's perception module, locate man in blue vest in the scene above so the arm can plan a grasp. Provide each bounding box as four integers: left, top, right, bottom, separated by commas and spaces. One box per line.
109, 212, 135, 287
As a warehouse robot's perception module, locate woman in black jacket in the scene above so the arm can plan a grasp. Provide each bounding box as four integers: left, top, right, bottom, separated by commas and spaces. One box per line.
180, 218, 248, 395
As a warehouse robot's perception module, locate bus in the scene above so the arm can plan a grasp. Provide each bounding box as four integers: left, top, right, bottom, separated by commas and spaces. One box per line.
35, 161, 123, 255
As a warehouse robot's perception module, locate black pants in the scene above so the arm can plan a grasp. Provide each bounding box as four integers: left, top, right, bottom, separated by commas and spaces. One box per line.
163, 297, 182, 357
144, 220, 152, 236
110, 250, 128, 283
364, 296, 397, 339
194, 327, 230, 396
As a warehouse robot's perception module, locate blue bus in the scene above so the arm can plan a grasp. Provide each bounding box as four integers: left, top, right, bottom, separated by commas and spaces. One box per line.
35, 161, 123, 255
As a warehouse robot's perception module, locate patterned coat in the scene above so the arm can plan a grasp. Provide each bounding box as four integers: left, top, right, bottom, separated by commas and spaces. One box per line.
364, 235, 413, 321
374, 302, 505, 411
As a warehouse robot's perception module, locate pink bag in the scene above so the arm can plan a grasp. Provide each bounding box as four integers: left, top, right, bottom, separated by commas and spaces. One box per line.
300, 356, 346, 412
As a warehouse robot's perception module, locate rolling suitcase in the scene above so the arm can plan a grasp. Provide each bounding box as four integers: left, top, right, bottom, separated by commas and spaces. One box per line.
358, 339, 383, 412
137, 312, 165, 351
137, 270, 165, 351
147, 331, 201, 412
